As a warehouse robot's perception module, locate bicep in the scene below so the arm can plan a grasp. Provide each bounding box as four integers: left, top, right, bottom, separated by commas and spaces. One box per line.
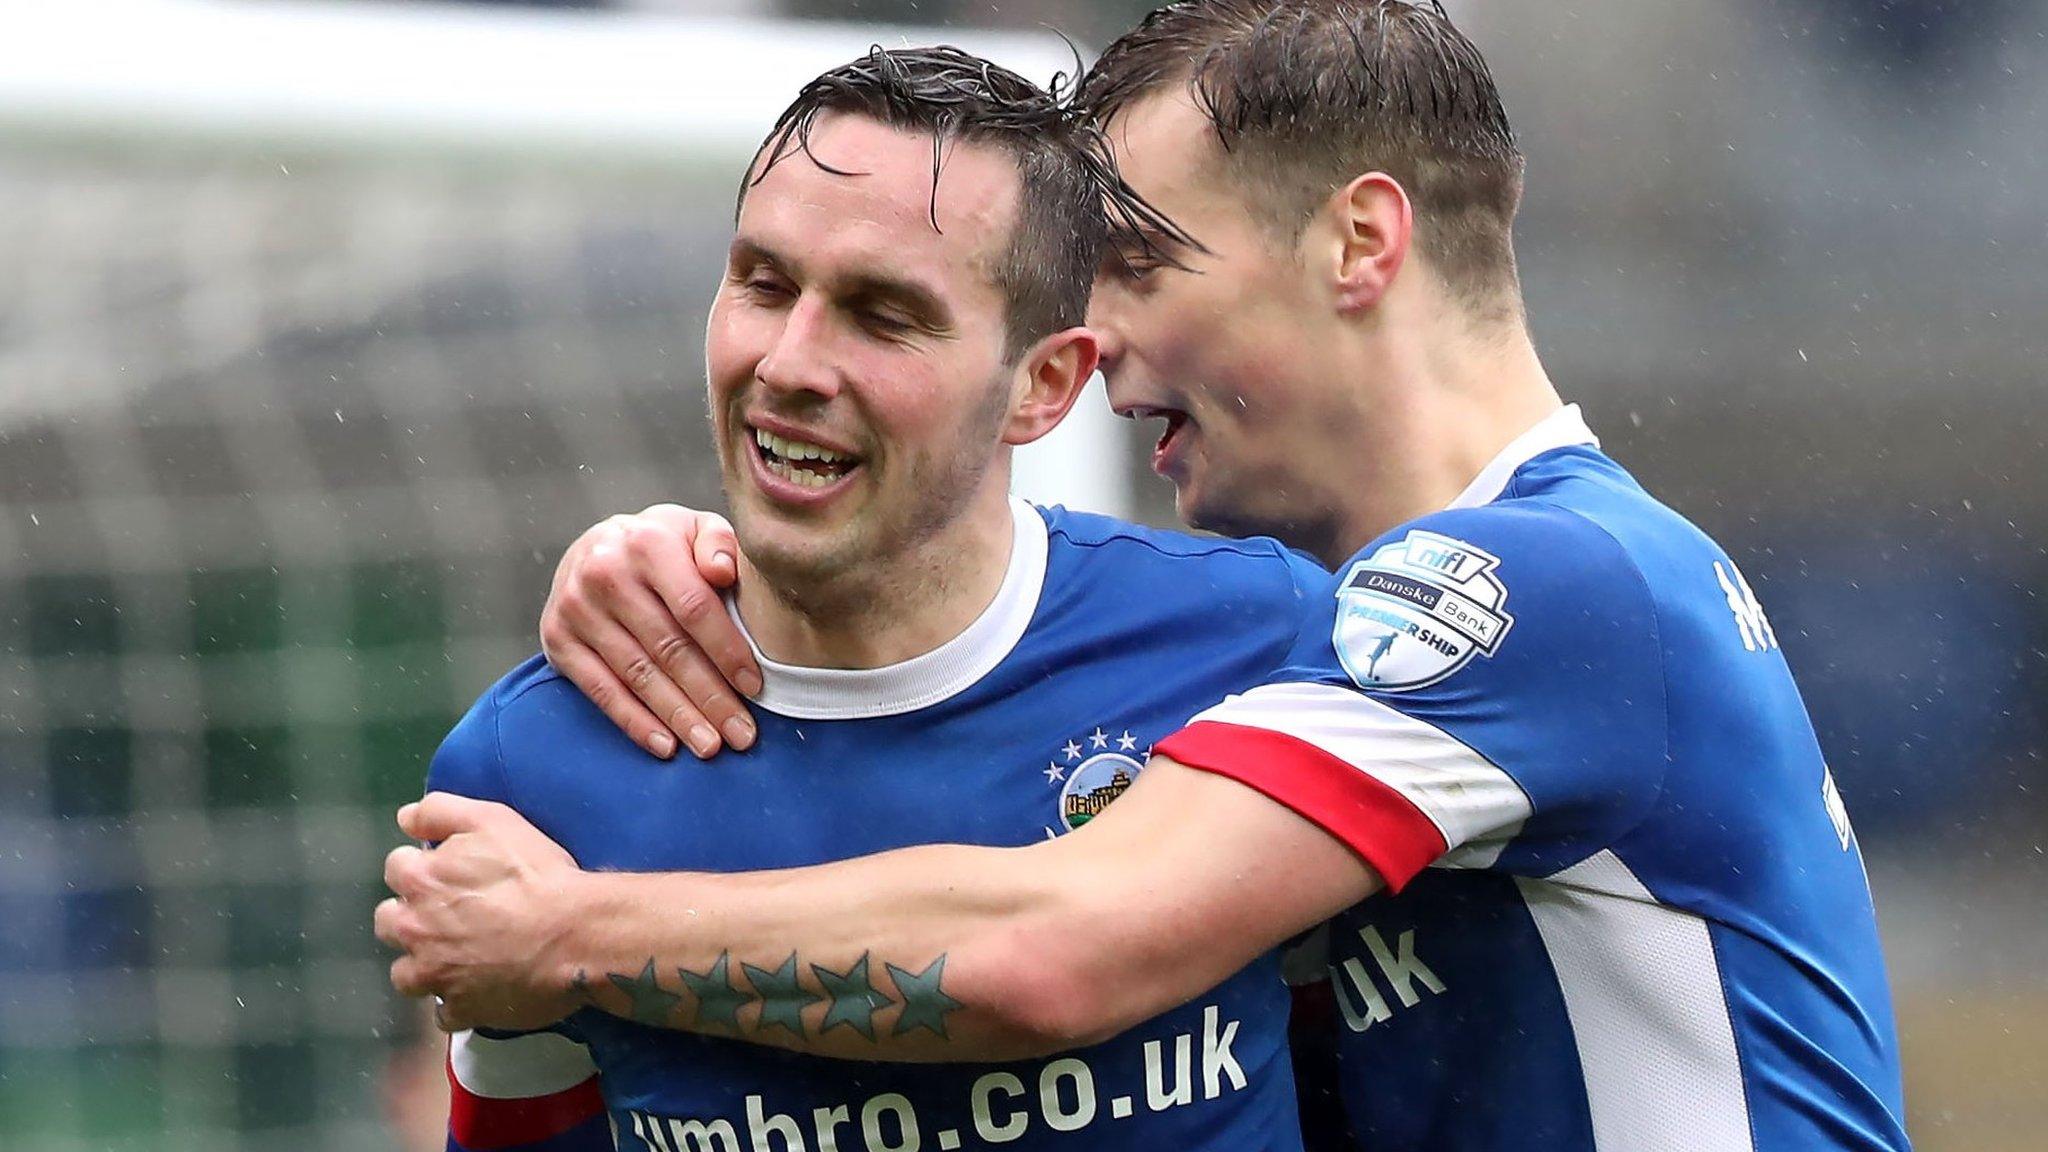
1041, 756, 1381, 1025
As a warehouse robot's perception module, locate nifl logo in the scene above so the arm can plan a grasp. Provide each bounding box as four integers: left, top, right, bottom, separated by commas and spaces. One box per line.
1409, 543, 1468, 576
1334, 530, 1514, 692
1041, 728, 1145, 837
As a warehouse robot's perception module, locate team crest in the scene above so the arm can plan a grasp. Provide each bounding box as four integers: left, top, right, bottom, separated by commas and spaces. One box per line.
1334, 529, 1514, 691
1041, 728, 1145, 835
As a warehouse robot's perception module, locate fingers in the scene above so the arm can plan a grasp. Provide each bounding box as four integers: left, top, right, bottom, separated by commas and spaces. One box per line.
399, 791, 504, 843
543, 515, 680, 759
546, 628, 688, 759
544, 505, 765, 758
624, 590, 756, 755
684, 510, 742, 590
612, 516, 761, 738
554, 598, 721, 758
390, 952, 433, 999
434, 998, 472, 1034
658, 636, 758, 756
373, 895, 408, 950
378, 900, 435, 1001
587, 567, 752, 755
384, 843, 427, 897
663, 510, 770, 701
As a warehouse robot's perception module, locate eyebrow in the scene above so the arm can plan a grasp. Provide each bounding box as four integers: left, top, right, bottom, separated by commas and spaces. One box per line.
1108, 221, 1196, 261
728, 237, 956, 333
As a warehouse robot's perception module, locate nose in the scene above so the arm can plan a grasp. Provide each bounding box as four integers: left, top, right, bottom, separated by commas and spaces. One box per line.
1085, 297, 1126, 381
754, 296, 841, 400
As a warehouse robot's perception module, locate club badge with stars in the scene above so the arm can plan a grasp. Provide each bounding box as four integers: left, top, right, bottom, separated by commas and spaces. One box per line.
1042, 726, 1147, 835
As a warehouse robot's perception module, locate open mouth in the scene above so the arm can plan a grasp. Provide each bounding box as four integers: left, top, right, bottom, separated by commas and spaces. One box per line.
1124, 405, 1192, 473
1153, 410, 1190, 457
751, 426, 861, 490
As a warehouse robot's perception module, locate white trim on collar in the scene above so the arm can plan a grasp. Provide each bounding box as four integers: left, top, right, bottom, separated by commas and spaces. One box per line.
734, 496, 1049, 721
1445, 404, 1600, 511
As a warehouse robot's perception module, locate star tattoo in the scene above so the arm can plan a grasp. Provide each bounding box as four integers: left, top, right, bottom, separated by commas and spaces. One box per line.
887, 955, 963, 1038
609, 958, 682, 1026
679, 951, 749, 1032
812, 952, 894, 1041
743, 953, 821, 1038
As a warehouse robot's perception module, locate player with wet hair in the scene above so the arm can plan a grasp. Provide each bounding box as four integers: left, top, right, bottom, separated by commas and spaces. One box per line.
388, 8, 1911, 1150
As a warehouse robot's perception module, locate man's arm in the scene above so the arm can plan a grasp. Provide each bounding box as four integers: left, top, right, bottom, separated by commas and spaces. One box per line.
400, 681, 612, 1150
382, 756, 1381, 1062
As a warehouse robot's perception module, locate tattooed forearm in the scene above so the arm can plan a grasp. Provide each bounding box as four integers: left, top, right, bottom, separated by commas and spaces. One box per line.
678, 952, 747, 1030
584, 949, 962, 1045
609, 959, 683, 1026
742, 953, 822, 1037
886, 956, 962, 1038
812, 954, 889, 1040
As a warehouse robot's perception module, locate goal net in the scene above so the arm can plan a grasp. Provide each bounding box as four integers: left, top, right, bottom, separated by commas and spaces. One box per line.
0, 5, 1114, 1148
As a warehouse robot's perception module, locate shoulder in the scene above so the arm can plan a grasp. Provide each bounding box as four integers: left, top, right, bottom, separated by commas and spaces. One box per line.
1360, 498, 1657, 623
482, 651, 569, 707
1036, 504, 1329, 603
483, 652, 586, 717
1304, 498, 1663, 701
460, 652, 599, 747
430, 653, 620, 805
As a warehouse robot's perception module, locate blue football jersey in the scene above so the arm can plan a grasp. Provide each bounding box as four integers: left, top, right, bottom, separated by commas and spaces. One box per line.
430, 499, 1324, 1152
1158, 407, 1911, 1152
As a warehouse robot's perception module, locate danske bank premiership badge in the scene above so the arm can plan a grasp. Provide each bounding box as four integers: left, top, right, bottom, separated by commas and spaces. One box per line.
1334, 529, 1514, 691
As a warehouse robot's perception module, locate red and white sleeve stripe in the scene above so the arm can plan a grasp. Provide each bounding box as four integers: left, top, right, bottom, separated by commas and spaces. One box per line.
447, 1029, 605, 1151
1153, 682, 1532, 891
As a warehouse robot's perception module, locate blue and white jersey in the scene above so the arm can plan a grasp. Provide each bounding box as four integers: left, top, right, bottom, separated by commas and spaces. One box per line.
429, 499, 1323, 1152
1156, 406, 1911, 1152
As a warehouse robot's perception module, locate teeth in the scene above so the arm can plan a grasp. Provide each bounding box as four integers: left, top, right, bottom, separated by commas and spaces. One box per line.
762, 456, 838, 488
754, 427, 849, 464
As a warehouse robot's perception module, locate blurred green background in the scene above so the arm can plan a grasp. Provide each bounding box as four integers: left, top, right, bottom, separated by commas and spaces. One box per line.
2, 2, 2043, 1149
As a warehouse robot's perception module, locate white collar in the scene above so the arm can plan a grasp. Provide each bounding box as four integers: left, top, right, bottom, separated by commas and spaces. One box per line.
1445, 404, 1600, 511
733, 496, 1049, 720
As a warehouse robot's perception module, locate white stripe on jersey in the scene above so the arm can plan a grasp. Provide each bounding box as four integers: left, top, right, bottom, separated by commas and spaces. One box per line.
1516, 850, 1755, 1152
449, 1028, 599, 1099
1187, 682, 1533, 862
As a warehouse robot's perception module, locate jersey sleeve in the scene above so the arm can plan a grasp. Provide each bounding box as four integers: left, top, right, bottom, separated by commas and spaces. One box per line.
446, 1027, 609, 1152
1154, 504, 1667, 890
428, 686, 610, 1151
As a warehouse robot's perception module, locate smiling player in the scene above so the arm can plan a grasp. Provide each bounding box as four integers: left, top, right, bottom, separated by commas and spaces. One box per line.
385, 45, 1330, 1152
386, 6, 1912, 1152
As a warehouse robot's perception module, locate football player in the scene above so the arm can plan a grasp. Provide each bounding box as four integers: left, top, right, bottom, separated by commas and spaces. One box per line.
387, 6, 1912, 1151
382, 44, 1329, 1152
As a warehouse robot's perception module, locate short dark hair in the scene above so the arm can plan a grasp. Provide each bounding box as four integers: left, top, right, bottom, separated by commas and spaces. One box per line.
1081, 1, 1526, 311
743, 45, 1189, 360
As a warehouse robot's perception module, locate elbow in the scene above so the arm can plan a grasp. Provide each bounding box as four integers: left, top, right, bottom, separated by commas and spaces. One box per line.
973, 921, 1140, 1056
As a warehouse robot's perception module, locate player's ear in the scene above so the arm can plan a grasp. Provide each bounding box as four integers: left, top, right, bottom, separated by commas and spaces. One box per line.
1000, 326, 1099, 447
1313, 171, 1413, 315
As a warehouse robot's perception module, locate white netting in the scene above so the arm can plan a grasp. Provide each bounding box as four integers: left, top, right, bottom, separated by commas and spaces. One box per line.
0, 144, 734, 1150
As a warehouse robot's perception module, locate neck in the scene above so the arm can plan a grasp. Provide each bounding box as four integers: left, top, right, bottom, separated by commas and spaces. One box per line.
734, 484, 1020, 670
1319, 302, 1562, 566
